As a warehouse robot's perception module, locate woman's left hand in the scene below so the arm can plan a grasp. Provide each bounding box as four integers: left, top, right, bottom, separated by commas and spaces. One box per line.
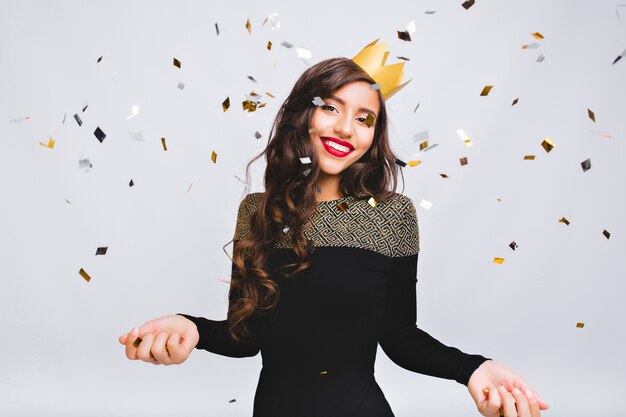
467, 359, 549, 416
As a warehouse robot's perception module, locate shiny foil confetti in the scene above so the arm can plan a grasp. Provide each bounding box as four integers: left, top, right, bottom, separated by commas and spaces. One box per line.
524, 155, 536, 160
94, 127, 106, 143
300, 157, 311, 164
263, 12, 280, 29
368, 197, 377, 207
396, 56, 410, 61
509, 241, 518, 250
79, 268, 91, 282
254, 131, 262, 139
267, 41, 272, 50
229, 399, 236, 403
439, 173, 449, 178
395, 159, 407, 167
337, 202, 349, 212
462, 0, 475, 9
364, 113, 375, 128
581, 158, 591, 172
480, 85, 493, 96
419, 200, 432, 210
187, 182, 193, 193
173, 57, 181, 68
129, 179, 134, 187
493, 257, 505, 264
133, 336, 142, 348
316, 185, 322, 193
39, 137, 55, 148
78, 158, 92, 170
457, 129, 473, 146
312, 96, 325, 106
281, 41, 293, 48
177, 82, 185, 90
512, 98, 519, 106
266, 92, 275, 98
215, 23, 219, 35
537, 54, 546, 63
82, 105, 88, 112
603, 229, 610, 239
320, 370, 328, 375
522, 42, 540, 49
397, 30, 411, 42
245, 17, 251, 34
406, 20, 416, 34
96, 247, 108, 255
460, 157, 468, 166
10, 116, 30, 123
407, 160, 421, 167
74, 113, 83, 126
295, 46, 312, 60
559, 217, 570, 225
211, 151, 217, 163
161, 137, 167, 151
222, 97, 230, 112
588, 108, 596, 122
247, 75, 258, 83
419, 141, 429, 151
576, 322, 585, 328
97, 56, 103, 63
422, 143, 439, 152
425, 10, 436, 14
283, 225, 290, 234
302, 168, 311, 176
413, 103, 420, 113
370, 83, 381, 90
541, 137, 555, 153
126, 105, 140, 120
531, 32, 544, 39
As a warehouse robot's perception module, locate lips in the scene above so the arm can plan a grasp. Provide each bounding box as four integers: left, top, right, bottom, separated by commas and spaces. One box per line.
320, 136, 354, 157
321, 136, 354, 150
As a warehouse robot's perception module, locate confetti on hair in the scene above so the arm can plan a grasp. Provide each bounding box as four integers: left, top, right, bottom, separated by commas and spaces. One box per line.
368, 197, 377, 207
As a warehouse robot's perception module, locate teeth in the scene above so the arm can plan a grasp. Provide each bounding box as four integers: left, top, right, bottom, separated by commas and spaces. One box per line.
324, 139, 350, 153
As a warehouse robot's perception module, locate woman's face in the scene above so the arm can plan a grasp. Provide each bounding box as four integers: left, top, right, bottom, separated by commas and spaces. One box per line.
309, 81, 380, 179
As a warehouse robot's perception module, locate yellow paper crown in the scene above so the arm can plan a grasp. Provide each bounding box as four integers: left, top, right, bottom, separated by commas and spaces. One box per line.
352, 39, 412, 101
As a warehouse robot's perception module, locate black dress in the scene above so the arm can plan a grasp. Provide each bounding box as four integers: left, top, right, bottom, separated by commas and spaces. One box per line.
180, 192, 490, 417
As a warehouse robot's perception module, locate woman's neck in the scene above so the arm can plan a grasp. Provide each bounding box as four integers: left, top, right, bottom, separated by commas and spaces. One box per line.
315, 174, 342, 202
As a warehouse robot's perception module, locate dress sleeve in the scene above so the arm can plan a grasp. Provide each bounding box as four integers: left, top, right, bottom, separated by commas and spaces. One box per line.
177, 194, 260, 358
378, 199, 491, 385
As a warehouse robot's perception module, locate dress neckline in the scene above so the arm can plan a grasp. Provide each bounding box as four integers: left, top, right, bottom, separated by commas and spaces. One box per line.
316, 195, 351, 204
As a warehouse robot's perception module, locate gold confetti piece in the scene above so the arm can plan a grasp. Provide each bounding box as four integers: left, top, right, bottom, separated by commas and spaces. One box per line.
161, 137, 167, 151
39, 137, 55, 148
133, 336, 142, 348
395, 159, 407, 167
211, 151, 217, 163
368, 197, 377, 207
603, 229, 610, 239
460, 156, 468, 166
245, 18, 251, 34
581, 158, 591, 172
173, 57, 181, 68
439, 173, 449, 178
559, 217, 570, 225
588, 108, 595, 122
266, 92, 275, 98
267, 41, 272, 50
523, 155, 535, 160
96, 247, 108, 255
509, 241, 518, 250
419, 199, 432, 210
337, 202, 349, 212
97, 56, 103, 63
364, 113, 375, 128
407, 160, 421, 167
94, 127, 106, 143
541, 137, 555, 153
531, 32, 544, 39
521, 42, 540, 49
511, 98, 519, 106
319, 370, 328, 375
258, 102, 267, 109
576, 322, 584, 328
457, 129, 473, 146
222, 97, 230, 112
493, 257, 505, 264
419, 140, 429, 151
480, 85, 493, 96
79, 268, 91, 282
397, 30, 411, 42
129, 179, 134, 187
462, 0, 475, 9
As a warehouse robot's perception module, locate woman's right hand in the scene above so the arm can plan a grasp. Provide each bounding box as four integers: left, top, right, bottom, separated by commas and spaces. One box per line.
118, 314, 199, 365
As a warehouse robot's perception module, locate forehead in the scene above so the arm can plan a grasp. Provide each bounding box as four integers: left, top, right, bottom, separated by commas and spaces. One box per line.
328, 81, 380, 113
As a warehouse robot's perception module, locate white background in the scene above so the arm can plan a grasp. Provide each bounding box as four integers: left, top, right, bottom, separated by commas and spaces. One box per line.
1, 0, 625, 416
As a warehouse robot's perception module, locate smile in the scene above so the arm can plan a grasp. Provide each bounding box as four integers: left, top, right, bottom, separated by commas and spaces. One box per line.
320, 137, 354, 157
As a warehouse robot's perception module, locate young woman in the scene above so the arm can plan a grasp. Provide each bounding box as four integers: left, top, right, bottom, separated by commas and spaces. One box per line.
119, 52, 549, 417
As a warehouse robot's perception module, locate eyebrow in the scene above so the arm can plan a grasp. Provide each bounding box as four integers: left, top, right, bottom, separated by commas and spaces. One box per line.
327, 95, 378, 118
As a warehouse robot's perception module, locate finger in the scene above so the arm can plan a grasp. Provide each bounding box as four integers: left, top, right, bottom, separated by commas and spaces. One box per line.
152, 331, 171, 365
136, 332, 156, 362
499, 386, 517, 417
518, 381, 549, 410
167, 332, 186, 364
525, 389, 541, 417
119, 333, 128, 345
512, 388, 531, 417
125, 327, 141, 360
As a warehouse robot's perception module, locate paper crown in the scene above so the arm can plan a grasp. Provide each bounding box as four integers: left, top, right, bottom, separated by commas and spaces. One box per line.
352, 39, 412, 101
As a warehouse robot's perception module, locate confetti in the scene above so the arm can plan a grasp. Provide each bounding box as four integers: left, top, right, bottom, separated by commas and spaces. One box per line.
320, 370, 328, 375
337, 202, 349, 212
94, 127, 106, 143
370, 83, 381, 90
419, 141, 429, 151
419, 199, 432, 210
312, 96, 325, 106
480, 85, 493, 96
397, 30, 411, 42
280, 41, 293, 48
512, 98, 519, 106
229, 399, 236, 404
254, 131, 262, 139
536, 53, 546, 63
266, 92, 275, 98
10, 116, 30, 123
97, 56, 103, 63
129, 132, 144, 141
65, 198, 72, 204
521, 42, 540, 49
161, 137, 167, 151
603, 229, 610, 239
492, 257, 505, 264
74, 113, 83, 126
559, 217, 570, 225
283, 225, 290, 234
295, 46, 312, 60
581, 158, 591, 172
302, 168, 311, 176
78, 158, 92, 170
300, 157, 311, 164
406, 20, 416, 34
222, 97, 230, 112
79, 268, 91, 282
509, 241, 518, 250
396, 56, 410, 61
368, 197, 377, 207
267, 41, 272, 50
576, 322, 584, 328
96, 247, 108, 255
395, 159, 407, 167
612, 49, 625, 65
460, 157, 468, 166
177, 82, 185, 90
126, 105, 140, 120
211, 151, 217, 163
422, 143, 439, 152
173, 57, 181, 68
82, 104, 88, 112
461, 0, 475, 9
439, 173, 449, 179
413, 103, 420, 113
215, 23, 219, 35
541, 137, 555, 153
523, 155, 535, 160
414, 130, 429, 143
39, 137, 55, 148
247, 75, 258, 83
187, 182, 193, 193
262, 12, 280, 30
457, 129, 473, 146
587, 108, 596, 122
129, 179, 134, 187
364, 113, 375, 128
62, 113, 66, 124
133, 336, 142, 348
531, 32, 544, 39
407, 160, 421, 167
316, 185, 322, 193
245, 17, 252, 34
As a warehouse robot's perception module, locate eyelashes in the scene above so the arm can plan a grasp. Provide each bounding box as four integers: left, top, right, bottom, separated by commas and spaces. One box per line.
320, 105, 369, 124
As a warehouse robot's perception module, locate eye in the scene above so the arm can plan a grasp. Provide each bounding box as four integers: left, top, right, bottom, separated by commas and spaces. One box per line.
321, 104, 337, 112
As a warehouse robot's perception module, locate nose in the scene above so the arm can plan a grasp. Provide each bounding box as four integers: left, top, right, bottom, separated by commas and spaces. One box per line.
333, 114, 353, 139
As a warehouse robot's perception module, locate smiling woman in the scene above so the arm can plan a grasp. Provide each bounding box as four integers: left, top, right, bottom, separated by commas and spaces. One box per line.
120, 41, 549, 417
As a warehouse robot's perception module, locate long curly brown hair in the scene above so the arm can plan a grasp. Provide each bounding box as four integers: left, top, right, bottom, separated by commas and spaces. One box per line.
225, 57, 405, 343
